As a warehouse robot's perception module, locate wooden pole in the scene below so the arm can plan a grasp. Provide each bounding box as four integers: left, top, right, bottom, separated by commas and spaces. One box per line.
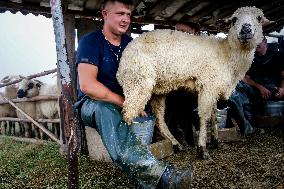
0, 68, 57, 89
0, 95, 58, 105
0, 117, 60, 123
0, 94, 61, 144
50, 0, 79, 188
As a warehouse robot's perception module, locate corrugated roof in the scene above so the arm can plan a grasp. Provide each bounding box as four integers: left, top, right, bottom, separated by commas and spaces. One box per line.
1, 0, 284, 33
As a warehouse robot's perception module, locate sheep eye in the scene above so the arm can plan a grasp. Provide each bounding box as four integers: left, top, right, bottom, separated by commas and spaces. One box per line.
36, 83, 41, 88
257, 16, 262, 23
231, 17, 237, 25
27, 83, 34, 89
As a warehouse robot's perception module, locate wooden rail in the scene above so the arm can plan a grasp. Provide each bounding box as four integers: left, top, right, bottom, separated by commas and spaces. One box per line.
0, 95, 58, 105
0, 94, 61, 144
0, 117, 60, 123
0, 68, 57, 89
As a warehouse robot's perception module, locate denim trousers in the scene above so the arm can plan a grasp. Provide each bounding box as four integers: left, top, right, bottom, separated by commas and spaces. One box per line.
80, 99, 167, 189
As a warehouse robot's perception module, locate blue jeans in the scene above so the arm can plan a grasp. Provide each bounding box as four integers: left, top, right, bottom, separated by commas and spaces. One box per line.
80, 99, 167, 189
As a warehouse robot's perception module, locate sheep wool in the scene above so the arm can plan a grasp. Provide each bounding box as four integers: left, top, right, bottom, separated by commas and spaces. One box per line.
117, 6, 265, 159
0, 75, 22, 118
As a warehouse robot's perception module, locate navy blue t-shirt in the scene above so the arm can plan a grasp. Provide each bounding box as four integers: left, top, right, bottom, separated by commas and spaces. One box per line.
76, 30, 132, 100
247, 49, 284, 89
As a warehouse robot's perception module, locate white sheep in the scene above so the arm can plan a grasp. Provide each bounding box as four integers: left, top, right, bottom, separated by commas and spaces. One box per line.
117, 6, 266, 159
16, 78, 59, 119
0, 75, 22, 118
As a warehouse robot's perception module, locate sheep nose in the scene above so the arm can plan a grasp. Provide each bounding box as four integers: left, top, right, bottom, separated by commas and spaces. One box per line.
17, 89, 26, 98
240, 23, 252, 34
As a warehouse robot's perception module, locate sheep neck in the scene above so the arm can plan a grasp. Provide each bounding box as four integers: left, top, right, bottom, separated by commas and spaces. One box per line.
228, 43, 255, 84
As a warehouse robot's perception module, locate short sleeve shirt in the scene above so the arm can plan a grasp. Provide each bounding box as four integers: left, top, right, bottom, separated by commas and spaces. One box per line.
247, 49, 284, 87
76, 30, 132, 100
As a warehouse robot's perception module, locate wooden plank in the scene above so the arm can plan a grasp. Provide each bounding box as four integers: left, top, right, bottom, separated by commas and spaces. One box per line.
170, 0, 202, 22
0, 95, 58, 105
154, 0, 188, 20
149, 139, 174, 160
147, 0, 172, 18
85, 0, 102, 10
0, 117, 60, 123
186, 1, 210, 16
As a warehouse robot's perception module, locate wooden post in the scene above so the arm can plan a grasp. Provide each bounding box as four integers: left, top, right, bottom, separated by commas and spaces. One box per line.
50, 0, 79, 188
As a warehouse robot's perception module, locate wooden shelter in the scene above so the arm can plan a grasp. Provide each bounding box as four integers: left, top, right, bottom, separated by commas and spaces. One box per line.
1, 0, 284, 188
1, 0, 284, 33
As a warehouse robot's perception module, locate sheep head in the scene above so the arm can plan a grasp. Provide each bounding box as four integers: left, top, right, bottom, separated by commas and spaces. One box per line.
227, 6, 265, 49
17, 78, 43, 98
0, 75, 23, 98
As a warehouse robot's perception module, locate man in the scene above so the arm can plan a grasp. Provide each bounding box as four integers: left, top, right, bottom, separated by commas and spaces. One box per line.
227, 37, 284, 134
75, 0, 192, 188
175, 22, 196, 34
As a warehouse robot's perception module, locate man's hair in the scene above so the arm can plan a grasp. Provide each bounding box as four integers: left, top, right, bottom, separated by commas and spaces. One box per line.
102, 0, 134, 9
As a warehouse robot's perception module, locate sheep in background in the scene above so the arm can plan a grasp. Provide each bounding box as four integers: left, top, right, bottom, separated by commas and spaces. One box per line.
117, 6, 266, 159
0, 75, 22, 117
17, 78, 59, 138
16, 78, 59, 119
16, 78, 42, 119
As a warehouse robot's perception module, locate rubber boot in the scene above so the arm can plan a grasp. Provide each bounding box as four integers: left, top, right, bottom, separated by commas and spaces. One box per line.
156, 165, 192, 189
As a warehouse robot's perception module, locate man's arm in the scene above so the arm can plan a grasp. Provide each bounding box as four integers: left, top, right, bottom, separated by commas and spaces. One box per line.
243, 74, 272, 99
78, 63, 124, 107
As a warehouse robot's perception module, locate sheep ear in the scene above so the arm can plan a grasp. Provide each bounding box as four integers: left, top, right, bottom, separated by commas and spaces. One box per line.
261, 16, 275, 26
1, 76, 10, 83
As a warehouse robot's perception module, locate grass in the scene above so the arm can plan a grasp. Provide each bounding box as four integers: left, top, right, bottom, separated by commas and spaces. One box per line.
0, 137, 136, 189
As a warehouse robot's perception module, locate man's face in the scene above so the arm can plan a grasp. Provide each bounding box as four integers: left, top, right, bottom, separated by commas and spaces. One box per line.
102, 1, 132, 36
256, 40, 268, 56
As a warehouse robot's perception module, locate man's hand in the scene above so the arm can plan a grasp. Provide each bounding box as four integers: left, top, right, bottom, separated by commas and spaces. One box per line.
257, 85, 272, 100
274, 87, 284, 99
138, 111, 147, 117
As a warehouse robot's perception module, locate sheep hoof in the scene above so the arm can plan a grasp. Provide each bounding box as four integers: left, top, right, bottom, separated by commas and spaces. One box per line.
173, 144, 184, 153
197, 146, 211, 160
211, 139, 220, 149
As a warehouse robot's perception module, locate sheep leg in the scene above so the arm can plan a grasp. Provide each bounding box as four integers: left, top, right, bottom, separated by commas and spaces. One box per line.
197, 92, 216, 160
151, 95, 183, 150
210, 103, 219, 149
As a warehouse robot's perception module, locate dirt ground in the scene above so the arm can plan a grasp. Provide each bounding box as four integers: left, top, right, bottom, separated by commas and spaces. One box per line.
164, 127, 283, 189
0, 127, 282, 188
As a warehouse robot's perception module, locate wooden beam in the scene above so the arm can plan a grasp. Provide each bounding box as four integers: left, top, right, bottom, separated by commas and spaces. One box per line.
154, 0, 188, 20
0, 95, 58, 105
147, 0, 172, 18
186, 1, 210, 16
170, 0, 201, 22
0, 117, 60, 123
0, 68, 57, 89
85, 0, 102, 10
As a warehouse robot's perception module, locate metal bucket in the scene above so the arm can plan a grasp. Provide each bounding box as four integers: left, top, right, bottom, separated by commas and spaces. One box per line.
258, 101, 284, 116
217, 108, 228, 129
130, 115, 155, 145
